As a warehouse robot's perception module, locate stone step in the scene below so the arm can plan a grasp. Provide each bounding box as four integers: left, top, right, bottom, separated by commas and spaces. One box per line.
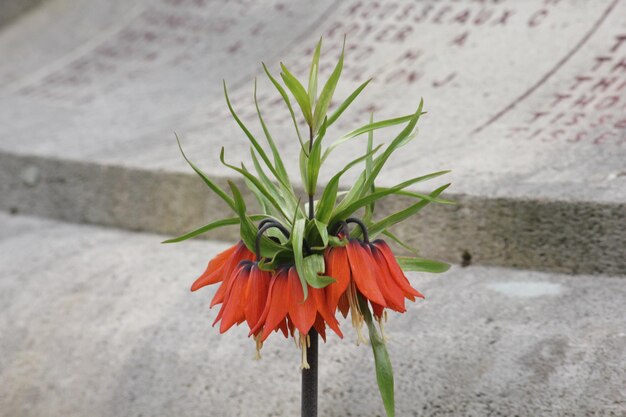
1, 212, 624, 416
1, 0, 625, 274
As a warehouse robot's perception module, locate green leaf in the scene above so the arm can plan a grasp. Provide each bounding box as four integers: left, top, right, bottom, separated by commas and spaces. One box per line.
307, 117, 327, 196
357, 294, 395, 417
315, 145, 382, 224
335, 101, 425, 212
250, 149, 301, 219
327, 78, 371, 126
162, 214, 268, 243
220, 148, 290, 220
396, 257, 450, 273
313, 219, 329, 246
322, 113, 419, 162
368, 183, 450, 238
280, 63, 312, 124
312, 38, 344, 134
381, 229, 419, 255
262, 63, 305, 150
303, 254, 335, 288
223, 81, 283, 185
364, 113, 375, 222
254, 79, 290, 185
299, 145, 310, 195
291, 218, 309, 299
308, 37, 322, 108
228, 181, 282, 258
331, 172, 451, 223
174, 134, 235, 211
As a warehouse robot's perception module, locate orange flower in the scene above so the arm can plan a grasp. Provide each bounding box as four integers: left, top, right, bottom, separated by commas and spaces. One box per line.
190, 241, 254, 308
250, 265, 342, 367
324, 219, 424, 342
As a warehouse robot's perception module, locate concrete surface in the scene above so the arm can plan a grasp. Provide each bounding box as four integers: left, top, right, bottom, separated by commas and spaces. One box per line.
0, 0, 625, 274
0, 212, 624, 416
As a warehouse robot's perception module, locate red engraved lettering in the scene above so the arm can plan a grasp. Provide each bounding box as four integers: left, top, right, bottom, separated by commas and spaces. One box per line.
563, 113, 584, 126
593, 131, 614, 145
611, 57, 626, 74
591, 77, 618, 93
379, 3, 398, 19
360, 2, 380, 19
528, 9, 548, 27
394, 26, 413, 42
569, 75, 591, 91
614, 117, 626, 129
375, 25, 394, 42
550, 93, 571, 106
567, 130, 586, 143
542, 129, 565, 142
396, 4, 414, 21
432, 71, 456, 88
452, 9, 471, 24
595, 95, 620, 110
493, 10, 514, 26
432, 6, 452, 24
473, 8, 493, 25
451, 31, 470, 47
610, 34, 626, 53
592, 56, 611, 71
414, 5, 434, 23
571, 95, 595, 109
529, 111, 549, 123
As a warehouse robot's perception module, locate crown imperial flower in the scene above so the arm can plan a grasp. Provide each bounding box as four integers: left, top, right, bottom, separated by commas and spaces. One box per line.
166, 37, 452, 417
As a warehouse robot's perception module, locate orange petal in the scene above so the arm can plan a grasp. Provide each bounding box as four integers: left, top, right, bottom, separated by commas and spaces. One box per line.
371, 302, 385, 319
313, 314, 327, 342
244, 265, 271, 329
258, 268, 292, 341
287, 267, 317, 335
374, 240, 424, 300
346, 240, 386, 306
337, 293, 350, 318
369, 246, 406, 312
217, 263, 251, 333
209, 244, 254, 306
312, 287, 343, 339
324, 246, 351, 314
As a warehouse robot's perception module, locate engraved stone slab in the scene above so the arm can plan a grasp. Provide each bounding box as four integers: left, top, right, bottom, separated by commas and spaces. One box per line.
0, 0, 625, 274
1, 0, 624, 201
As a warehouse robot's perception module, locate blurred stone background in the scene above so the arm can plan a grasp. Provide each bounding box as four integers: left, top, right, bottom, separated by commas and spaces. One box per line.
0, 0, 624, 416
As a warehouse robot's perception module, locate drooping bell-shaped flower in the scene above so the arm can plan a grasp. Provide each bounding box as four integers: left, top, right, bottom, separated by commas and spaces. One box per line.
250, 265, 342, 367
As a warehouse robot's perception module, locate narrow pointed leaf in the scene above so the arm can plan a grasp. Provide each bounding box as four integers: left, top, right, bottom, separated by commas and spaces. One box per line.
322, 113, 419, 162
280, 63, 312, 124
223, 81, 282, 183
254, 80, 290, 185
262, 63, 305, 149
367, 183, 451, 238
364, 112, 375, 221
291, 218, 309, 299
313, 219, 329, 247
175, 134, 235, 211
357, 294, 395, 417
327, 78, 371, 126
228, 181, 282, 258
331, 174, 451, 223
308, 37, 322, 108
162, 215, 262, 243
316, 145, 382, 223
312, 39, 344, 134
220, 148, 289, 220
396, 256, 450, 273
381, 229, 419, 255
